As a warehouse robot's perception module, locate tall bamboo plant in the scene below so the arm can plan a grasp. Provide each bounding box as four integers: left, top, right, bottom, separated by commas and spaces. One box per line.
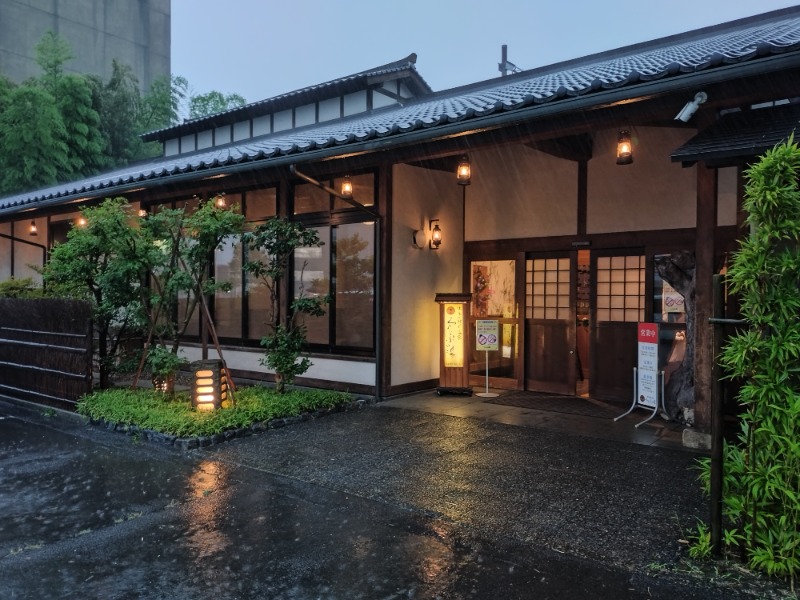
708, 136, 800, 585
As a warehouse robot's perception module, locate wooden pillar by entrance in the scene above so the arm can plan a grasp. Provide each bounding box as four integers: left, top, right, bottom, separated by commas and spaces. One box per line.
694, 164, 718, 433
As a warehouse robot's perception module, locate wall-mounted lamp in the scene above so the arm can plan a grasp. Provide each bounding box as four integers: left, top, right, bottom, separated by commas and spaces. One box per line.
675, 91, 708, 122
214, 194, 227, 208
430, 219, 442, 249
29, 221, 38, 236
76, 217, 87, 227
616, 130, 633, 165
341, 176, 353, 198
456, 156, 471, 186
138, 209, 147, 218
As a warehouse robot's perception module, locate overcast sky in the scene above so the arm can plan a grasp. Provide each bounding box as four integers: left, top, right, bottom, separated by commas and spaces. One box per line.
172, 0, 799, 104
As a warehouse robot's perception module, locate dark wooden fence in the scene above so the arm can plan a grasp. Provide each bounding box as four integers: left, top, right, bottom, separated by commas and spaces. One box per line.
0, 298, 92, 407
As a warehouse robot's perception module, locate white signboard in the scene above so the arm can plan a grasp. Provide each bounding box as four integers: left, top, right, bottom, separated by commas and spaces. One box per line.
476, 320, 499, 351
637, 323, 659, 409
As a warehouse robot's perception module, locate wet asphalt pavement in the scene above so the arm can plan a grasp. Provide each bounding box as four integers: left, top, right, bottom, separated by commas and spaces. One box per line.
0, 398, 788, 599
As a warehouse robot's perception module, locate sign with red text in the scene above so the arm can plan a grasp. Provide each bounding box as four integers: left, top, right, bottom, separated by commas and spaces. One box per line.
637, 323, 659, 409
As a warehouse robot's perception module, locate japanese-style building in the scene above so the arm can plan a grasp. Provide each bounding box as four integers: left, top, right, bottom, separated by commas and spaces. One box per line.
2, 7, 799, 434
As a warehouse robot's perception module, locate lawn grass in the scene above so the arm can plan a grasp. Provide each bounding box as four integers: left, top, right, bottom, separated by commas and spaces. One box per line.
77, 386, 354, 438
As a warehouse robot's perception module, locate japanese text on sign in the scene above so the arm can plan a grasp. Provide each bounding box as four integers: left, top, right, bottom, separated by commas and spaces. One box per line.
443, 303, 464, 368
637, 323, 659, 408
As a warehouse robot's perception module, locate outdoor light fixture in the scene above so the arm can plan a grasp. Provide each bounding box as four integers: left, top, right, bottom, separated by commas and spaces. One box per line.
430, 219, 442, 249
192, 360, 230, 412
214, 194, 227, 208
29, 221, 37, 236
616, 130, 633, 165
675, 91, 708, 122
76, 217, 87, 227
341, 176, 353, 198
456, 156, 471, 185
138, 209, 147, 217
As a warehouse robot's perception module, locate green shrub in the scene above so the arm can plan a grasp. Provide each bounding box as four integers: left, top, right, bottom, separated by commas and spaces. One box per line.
0, 277, 45, 298
699, 136, 800, 584
77, 385, 352, 438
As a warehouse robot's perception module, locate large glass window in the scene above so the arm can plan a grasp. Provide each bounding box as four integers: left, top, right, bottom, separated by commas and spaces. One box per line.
214, 237, 242, 338
295, 227, 331, 344
294, 222, 375, 351
334, 222, 375, 348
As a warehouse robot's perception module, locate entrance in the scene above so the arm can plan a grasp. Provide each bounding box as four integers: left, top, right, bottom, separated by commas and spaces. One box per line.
467, 259, 522, 390
523, 252, 578, 395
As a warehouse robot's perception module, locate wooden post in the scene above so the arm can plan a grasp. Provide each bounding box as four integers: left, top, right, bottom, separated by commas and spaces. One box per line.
694, 164, 717, 432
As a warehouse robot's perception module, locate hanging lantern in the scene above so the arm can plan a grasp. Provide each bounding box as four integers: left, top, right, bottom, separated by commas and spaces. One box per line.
341, 176, 354, 198
456, 156, 471, 185
616, 130, 633, 165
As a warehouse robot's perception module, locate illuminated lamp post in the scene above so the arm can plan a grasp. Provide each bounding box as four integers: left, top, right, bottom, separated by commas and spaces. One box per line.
192, 360, 230, 411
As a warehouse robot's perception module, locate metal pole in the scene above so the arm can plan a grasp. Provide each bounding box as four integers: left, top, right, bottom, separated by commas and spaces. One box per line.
710, 274, 725, 555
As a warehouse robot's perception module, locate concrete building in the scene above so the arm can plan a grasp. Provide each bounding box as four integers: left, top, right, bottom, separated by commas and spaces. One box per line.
0, 0, 170, 91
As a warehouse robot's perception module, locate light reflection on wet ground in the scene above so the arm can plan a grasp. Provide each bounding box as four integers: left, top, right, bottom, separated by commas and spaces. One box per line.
0, 400, 774, 599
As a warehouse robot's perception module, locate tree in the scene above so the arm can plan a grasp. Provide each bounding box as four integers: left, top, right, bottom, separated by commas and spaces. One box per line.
135, 198, 244, 391
189, 90, 246, 119
55, 74, 109, 177
244, 219, 328, 393
43, 198, 148, 388
0, 85, 70, 194
35, 30, 73, 95
94, 60, 141, 166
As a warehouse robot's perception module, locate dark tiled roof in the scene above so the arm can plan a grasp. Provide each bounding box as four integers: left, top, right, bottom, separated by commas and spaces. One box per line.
2, 7, 800, 216
671, 103, 800, 165
140, 53, 432, 141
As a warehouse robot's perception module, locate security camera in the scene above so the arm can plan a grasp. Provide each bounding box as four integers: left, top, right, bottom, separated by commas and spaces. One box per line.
675, 91, 708, 122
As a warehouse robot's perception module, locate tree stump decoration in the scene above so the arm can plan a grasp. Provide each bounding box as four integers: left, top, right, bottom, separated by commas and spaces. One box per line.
654, 251, 695, 421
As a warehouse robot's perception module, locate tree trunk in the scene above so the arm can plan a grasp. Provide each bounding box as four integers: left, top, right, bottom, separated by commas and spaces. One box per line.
654, 251, 696, 422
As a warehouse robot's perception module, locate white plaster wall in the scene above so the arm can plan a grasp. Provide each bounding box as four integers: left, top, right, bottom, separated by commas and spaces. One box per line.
180, 134, 195, 153
295, 104, 316, 127
215, 125, 232, 145
274, 110, 292, 131
197, 130, 213, 150
318, 98, 340, 122
253, 115, 271, 136
588, 128, 697, 233
391, 164, 463, 386
233, 121, 250, 141
465, 144, 578, 241
180, 346, 375, 387
164, 138, 179, 156
343, 91, 367, 116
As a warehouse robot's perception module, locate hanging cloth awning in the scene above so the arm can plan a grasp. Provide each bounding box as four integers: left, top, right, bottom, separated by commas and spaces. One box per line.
671, 103, 800, 167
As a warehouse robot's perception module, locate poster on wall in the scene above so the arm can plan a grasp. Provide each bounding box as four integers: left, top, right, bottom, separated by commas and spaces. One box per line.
662, 281, 685, 314
637, 323, 659, 409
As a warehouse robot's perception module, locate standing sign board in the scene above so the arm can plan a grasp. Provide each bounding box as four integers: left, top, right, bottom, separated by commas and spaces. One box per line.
614, 322, 662, 427
475, 319, 499, 397
434, 293, 473, 395
637, 323, 659, 409
476, 320, 499, 351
